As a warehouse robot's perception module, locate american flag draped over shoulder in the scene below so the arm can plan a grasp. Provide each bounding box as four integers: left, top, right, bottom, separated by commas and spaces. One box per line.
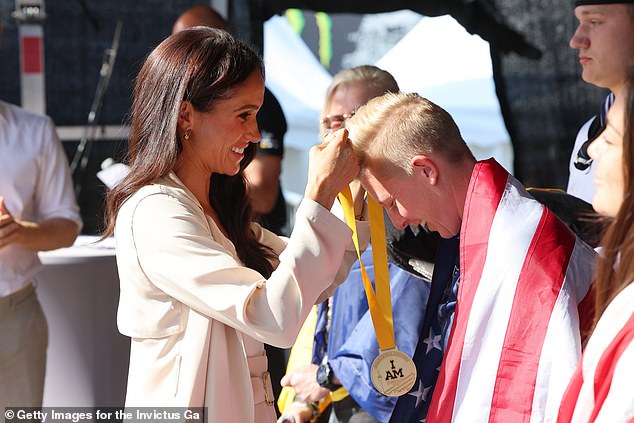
393, 159, 596, 423
557, 283, 634, 423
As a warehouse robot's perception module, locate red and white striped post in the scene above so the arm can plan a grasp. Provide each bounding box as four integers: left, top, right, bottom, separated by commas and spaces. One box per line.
13, 0, 47, 114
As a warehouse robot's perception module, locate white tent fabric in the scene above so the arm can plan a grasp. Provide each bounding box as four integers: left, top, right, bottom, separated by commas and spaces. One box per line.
263, 16, 331, 149
264, 16, 331, 195
263, 14, 514, 196
375, 15, 513, 164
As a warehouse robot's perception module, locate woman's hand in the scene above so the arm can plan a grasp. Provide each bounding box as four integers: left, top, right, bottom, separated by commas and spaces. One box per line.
305, 129, 359, 210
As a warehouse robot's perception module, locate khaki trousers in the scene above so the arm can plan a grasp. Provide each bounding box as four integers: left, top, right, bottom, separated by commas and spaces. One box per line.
0, 284, 48, 410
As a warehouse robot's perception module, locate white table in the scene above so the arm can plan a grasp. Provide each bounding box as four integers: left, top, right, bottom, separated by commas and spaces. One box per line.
37, 235, 129, 407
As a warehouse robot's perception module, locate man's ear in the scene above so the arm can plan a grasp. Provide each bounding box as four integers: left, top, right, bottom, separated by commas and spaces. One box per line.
177, 101, 194, 133
411, 155, 439, 185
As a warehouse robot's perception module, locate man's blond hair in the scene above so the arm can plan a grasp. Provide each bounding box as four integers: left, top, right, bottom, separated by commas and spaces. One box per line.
346, 92, 474, 174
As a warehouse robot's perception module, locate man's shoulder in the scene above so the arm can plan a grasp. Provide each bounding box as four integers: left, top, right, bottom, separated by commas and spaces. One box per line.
0, 101, 59, 156
0, 100, 55, 134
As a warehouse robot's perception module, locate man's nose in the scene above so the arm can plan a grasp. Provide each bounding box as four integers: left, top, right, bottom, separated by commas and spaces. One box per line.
387, 210, 408, 230
569, 26, 589, 49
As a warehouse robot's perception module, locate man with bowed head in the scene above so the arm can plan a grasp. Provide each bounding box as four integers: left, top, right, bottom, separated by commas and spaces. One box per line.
279, 66, 429, 423
340, 93, 596, 422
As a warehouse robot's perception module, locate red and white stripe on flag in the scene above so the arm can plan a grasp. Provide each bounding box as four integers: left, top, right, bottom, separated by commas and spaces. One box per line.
558, 283, 634, 423
427, 159, 596, 423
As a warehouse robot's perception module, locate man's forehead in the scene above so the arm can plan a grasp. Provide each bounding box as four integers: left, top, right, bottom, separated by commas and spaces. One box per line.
575, 3, 627, 16
360, 168, 385, 192
359, 168, 396, 204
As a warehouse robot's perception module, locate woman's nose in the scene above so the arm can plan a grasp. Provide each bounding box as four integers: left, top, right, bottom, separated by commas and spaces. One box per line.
249, 123, 261, 143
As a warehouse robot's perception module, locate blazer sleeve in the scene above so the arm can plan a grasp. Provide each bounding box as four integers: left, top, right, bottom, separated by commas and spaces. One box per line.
314, 195, 371, 302
129, 192, 354, 348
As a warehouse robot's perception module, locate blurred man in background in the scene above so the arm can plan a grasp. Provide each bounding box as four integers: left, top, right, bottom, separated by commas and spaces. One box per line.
0, 15, 81, 409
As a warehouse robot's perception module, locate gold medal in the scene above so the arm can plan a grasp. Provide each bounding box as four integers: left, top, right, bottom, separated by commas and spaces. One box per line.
338, 188, 416, 396
370, 348, 417, 396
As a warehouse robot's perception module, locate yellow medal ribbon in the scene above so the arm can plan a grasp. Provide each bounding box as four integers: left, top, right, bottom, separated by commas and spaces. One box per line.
337, 186, 395, 351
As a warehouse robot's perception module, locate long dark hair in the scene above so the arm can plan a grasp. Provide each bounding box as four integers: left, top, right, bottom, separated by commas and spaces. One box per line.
594, 70, 634, 324
104, 27, 275, 278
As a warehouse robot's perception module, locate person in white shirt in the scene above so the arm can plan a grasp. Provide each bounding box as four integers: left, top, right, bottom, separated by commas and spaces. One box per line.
0, 100, 82, 408
567, 0, 634, 202
101, 27, 365, 422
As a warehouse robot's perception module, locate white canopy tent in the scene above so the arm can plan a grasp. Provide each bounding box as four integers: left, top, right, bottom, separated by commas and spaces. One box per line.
263, 16, 331, 195
375, 15, 513, 171
263, 14, 514, 196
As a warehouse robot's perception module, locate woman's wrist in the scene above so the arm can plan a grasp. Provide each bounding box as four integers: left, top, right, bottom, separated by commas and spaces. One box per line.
304, 185, 335, 211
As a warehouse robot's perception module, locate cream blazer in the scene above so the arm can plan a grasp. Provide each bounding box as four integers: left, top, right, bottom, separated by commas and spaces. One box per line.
114, 173, 367, 422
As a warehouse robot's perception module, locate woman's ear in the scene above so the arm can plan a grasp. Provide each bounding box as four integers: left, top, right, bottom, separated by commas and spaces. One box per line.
411, 155, 439, 185
177, 101, 194, 134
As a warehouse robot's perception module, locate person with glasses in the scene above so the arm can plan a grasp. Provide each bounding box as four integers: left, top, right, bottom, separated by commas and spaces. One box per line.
280, 66, 430, 423
320, 113, 356, 134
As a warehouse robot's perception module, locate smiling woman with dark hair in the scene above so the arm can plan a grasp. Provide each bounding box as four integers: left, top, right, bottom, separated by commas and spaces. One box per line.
103, 27, 364, 422
558, 69, 634, 422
